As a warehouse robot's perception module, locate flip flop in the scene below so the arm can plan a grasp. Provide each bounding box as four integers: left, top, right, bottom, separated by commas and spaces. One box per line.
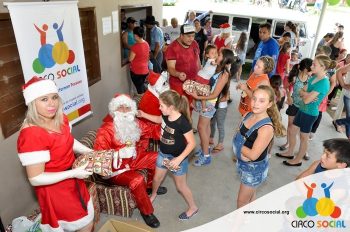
212, 146, 224, 153
275, 153, 294, 159
179, 209, 199, 221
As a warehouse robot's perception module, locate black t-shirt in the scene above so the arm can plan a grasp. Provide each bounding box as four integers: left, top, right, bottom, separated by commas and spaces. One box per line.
240, 123, 272, 161
160, 114, 192, 157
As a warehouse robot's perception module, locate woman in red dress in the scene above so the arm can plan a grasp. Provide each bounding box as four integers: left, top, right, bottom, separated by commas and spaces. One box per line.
17, 77, 94, 231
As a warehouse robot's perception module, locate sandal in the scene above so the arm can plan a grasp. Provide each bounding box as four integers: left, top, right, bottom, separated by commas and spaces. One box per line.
178, 209, 199, 221
212, 145, 224, 153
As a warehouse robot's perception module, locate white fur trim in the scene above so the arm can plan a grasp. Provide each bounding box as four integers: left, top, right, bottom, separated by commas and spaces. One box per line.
23, 79, 58, 105
108, 95, 137, 116
40, 199, 94, 232
221, 27, 231, 34
147, 71, 169, 98
18, 151, 50, 166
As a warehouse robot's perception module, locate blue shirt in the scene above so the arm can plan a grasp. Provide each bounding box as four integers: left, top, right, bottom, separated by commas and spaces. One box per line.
299, 76, 330, 116
252, 37, 279, 77
150, 26, 164, 51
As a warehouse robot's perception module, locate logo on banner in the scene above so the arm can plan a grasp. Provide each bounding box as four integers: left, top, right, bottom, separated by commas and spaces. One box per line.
291, 182, 346, 229
32, 21, 79, 77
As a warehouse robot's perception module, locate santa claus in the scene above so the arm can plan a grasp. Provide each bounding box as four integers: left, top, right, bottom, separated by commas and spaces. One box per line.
138, 71, 169, 118
94, 94, 166, 228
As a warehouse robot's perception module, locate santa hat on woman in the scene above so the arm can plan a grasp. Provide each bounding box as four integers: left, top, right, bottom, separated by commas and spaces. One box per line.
220, 23, 231, 34
108, 93, 137, 116
22, 77, 58, 105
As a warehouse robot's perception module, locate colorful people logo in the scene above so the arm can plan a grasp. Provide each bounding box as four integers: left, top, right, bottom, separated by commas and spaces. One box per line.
32, 21, 75, 74
296, 182, 341, 219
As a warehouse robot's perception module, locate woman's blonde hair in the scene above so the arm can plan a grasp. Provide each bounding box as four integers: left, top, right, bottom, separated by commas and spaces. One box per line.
315, 54, 337, 70
23, 94, 64, 130
254, 85, 286, 137
159, 90, 191, 124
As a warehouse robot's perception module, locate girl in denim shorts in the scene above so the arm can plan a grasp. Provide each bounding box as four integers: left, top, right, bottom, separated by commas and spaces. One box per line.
138, 90, 198, 221
233, 86, 285, 208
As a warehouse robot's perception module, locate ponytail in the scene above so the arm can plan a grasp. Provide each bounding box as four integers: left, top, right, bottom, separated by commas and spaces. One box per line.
267, 101, 286, 137
179, 95, 191, 124
159, 90, 192, 124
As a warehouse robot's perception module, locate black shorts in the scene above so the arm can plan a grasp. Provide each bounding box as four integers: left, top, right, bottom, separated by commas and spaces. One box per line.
286, 104, 299, 116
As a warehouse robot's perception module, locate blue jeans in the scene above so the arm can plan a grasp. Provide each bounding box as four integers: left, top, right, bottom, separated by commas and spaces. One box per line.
156, 151, 188, 176
336, 95, 350, 137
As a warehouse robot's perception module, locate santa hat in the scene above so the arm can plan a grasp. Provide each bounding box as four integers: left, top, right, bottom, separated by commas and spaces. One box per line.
220, 23, 231, 34
108, 93, 137, 116
148, 72, 161, 86
22, 77, 58, 105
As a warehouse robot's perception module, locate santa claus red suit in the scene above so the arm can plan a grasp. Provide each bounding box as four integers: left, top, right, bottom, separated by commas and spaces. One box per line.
94, 94, 161, 216
17, 77, 94, 231
138, 71, 170, 118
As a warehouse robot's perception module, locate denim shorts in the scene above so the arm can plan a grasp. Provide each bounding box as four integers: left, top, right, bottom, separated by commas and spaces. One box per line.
195, 100, 216, 118
236, 157, 268, 188
293, 111, 318, 133
156, 151, 188, 176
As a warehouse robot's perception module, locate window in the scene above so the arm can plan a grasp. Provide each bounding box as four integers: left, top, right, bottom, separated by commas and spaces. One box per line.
274, 21, 285, 37
0, 9, 100, 139
232, 17, 250, 32
211, 15, 229, 28
79, 8, 101, 86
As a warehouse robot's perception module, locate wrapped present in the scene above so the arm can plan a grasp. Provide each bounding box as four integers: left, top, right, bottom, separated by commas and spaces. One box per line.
73, 150, 113, 177
85, 181, 100, 223
183, 79, 210, 96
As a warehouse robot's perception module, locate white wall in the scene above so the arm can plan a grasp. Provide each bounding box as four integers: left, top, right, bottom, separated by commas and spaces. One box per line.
0, 0, 162, 226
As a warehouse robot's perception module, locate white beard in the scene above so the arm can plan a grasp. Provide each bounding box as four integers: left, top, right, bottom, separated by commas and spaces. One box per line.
113, 111, 141, 144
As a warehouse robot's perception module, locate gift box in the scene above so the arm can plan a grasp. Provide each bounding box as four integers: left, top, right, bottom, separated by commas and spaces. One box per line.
85, 181, 100, 223
98, 219, 154, 232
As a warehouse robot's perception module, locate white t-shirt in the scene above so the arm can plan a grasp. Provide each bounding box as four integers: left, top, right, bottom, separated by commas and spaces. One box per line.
161, 26, 180, 43
197, 58, 217, 80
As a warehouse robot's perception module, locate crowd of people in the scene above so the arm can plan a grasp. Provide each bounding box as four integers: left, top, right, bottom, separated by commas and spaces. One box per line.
16, 11, 350, 231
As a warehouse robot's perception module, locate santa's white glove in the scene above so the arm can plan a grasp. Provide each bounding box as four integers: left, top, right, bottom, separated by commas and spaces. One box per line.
118, 146, 136, 159
29, 162, 92, 186
73, 139, 93, 155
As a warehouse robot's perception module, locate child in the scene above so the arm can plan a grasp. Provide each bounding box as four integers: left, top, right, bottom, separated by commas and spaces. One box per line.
279, 55, 332, 167
233, 85, 285, 208
276, 42, 291, 82
186, 48, 235, 167
289, 50, 300, 70
296, 138, 350, 179
277, 59, 313, 152
237, 56, 274, 116
234, 32, 248, 82
138, 90, 198, 220
270, 74, 286, 111
183, 45, 218, 112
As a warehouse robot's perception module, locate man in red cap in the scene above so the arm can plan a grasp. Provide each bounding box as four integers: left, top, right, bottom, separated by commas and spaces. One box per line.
166, 24, 201, 106
94, 94, 165, 228
138, 71, 169, 119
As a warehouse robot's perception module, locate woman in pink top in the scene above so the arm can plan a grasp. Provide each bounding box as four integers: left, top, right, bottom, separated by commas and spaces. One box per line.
129, 26, 150, 94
